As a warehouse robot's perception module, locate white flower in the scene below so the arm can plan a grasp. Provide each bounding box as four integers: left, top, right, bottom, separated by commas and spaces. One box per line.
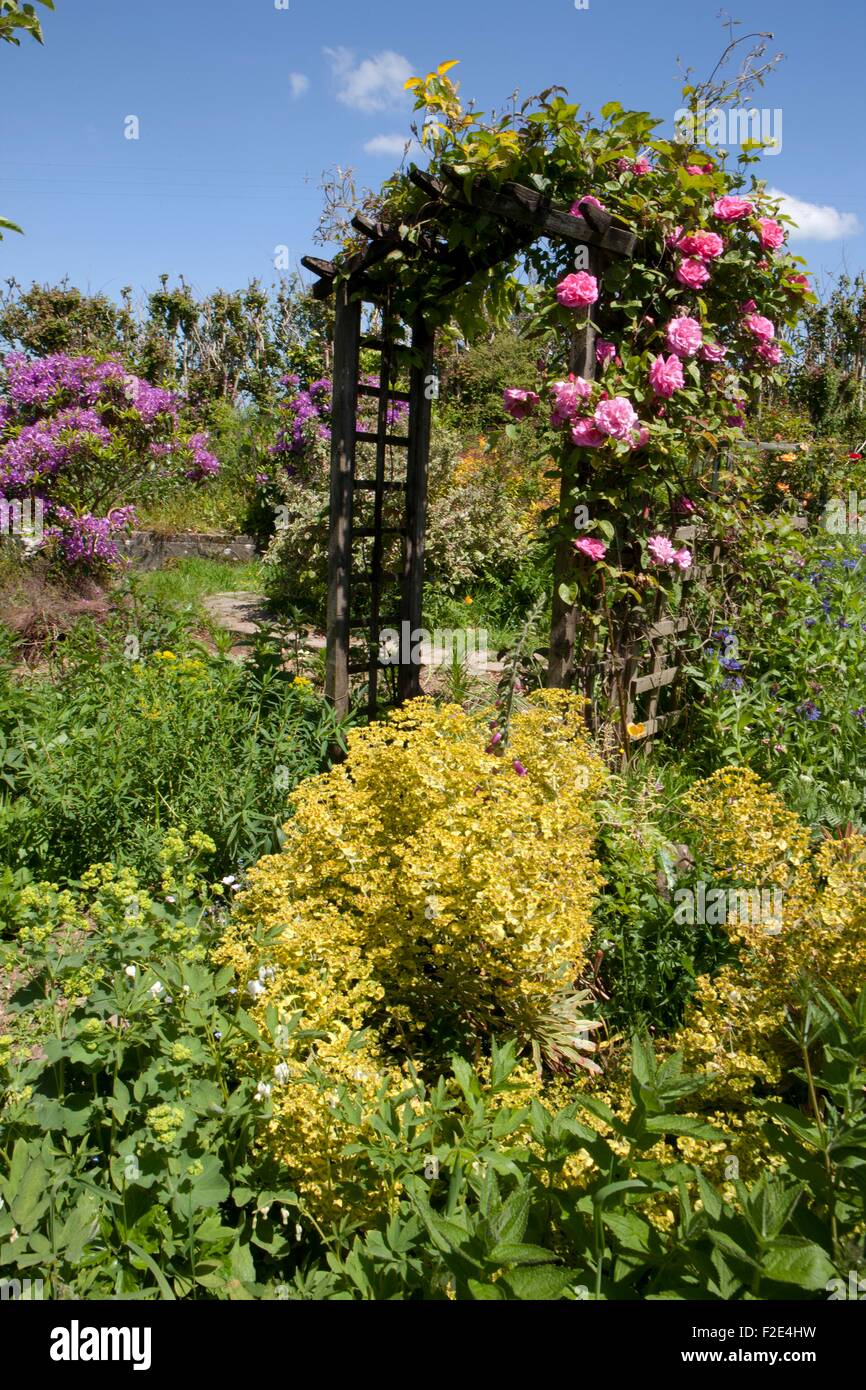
149, 981, 163, 998
246, 979, 266, 999
165, 895, 176, 904
124, 965, 137, 979
273, 1062, 291, 1085
257, 965, 275, 983
222, 875, 238, 887
255, 1081, 272, 1102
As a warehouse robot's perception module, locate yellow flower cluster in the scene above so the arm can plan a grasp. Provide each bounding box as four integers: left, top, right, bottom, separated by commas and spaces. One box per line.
674, 767, 866, 1103
216, 690, 606, 1213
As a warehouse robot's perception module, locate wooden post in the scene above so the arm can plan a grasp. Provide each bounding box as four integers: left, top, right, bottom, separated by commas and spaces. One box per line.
398, 315, 435, 702
325, 282, 361, 716
546, 250, 601, 690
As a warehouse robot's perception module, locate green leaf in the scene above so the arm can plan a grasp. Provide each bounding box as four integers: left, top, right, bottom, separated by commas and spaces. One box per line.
761, 1238, 837, 1290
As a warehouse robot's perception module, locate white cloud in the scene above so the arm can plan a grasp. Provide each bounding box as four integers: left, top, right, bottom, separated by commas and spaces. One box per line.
324, 47, 413, 113
767, 188, 861, 242
363, 133, 418, 158
289, 72, 310, 100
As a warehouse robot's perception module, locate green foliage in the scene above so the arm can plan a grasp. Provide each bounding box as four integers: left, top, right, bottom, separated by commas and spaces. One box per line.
0, 598, 346, 882
0, 1, 54, 46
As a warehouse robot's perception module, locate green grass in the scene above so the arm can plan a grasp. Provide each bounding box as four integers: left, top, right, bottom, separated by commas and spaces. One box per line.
132, 557, 264, 615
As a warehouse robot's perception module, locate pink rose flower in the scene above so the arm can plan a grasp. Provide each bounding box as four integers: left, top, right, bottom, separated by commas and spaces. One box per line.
699, 341, 728, 363
595, 339, 617, 365
569, 194, 605, 219
573, 536, 607, 561
615, 157, 631, 173
550, 373, 592, 425
631, 156, 652, 176
631, 425, 650, 450
712, 195, 754, 220
647, 535, 677, 566
685, 163, 714, 175
676, 230, 725, 261
593, 395, 638, 440
665, 224, 683, 249
786, 273, 809, 292
503, 388, 540, 419
676, 257, 711, 289
649, 354, 684, 398
740, 299, 757, 312
758, 217, 785, 250
665, 315, 703, 357
675, 496, 696, 513
755, 340, 783, 365
743, 312, 775, 340
570, 417, 605, 448
672, 546, 693, 571
556, 272, 599, 308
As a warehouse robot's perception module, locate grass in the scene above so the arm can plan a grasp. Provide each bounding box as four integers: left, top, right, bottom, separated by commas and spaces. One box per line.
132, 556, 264, 614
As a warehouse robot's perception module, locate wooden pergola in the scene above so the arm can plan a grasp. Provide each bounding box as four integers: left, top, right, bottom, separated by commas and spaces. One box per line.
302, 166, 637, 715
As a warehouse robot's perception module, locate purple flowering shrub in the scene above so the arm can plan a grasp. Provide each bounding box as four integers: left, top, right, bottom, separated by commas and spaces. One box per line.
0, 351, 220, 572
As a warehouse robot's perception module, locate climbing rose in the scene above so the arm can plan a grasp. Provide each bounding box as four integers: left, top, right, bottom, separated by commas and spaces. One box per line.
569, 194, 605, 218
712, 195, 754, 220
503, 388, 540, 419
676, 230, 724, 260
665, 316, 703, 357
676, 257, 711, 289
699, 341, 728, 363
594, 396, 638, 440
743, 313, 775, 340
755, 340, 783, 365
649, 354, 684, 397
631, 156, 652, 176
672, 546, 693, 571
595, 339, 617, 365
550, 374, 592, 425
758, 217, 785, 249
686, 163, 714, 175
786, 272, 809, 292
573, 536, 607, 561
556, 272, 599, 308
570, 417, 605, 448
647, 535, 677, 566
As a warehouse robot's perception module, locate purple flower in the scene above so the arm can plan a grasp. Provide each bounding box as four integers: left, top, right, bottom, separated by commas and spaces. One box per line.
799, 700, 821, 721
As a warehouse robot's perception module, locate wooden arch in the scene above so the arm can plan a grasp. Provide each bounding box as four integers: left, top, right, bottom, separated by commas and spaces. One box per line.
303, 167, 637, 715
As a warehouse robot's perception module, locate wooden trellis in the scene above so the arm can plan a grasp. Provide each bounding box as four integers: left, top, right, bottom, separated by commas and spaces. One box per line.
303, 168, 637, 715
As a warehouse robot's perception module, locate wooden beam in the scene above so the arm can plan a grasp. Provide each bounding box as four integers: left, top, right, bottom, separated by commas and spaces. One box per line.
324, 283, 361, 717
399, 315, 435, 703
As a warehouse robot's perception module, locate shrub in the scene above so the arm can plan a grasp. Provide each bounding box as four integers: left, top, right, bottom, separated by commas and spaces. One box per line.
673, 767, 866, 1103
0, 615, 346, 882
0, 351, 220, 574
216, 689, 607, 1214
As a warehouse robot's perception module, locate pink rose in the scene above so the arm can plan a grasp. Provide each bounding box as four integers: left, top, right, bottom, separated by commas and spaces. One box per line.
685, 163, 714, 175
556, 272, 599, 308
699, 341, 728, 363
665, 224, 683, 249
672, 547, 693, 571
712, 195, 754, 220
676, 230, 725, 261
570, 417, 605, 448
631, 156, 652, 176
743, 313, 775, 340
569, 194, 605, 219
758, 217, 785, 250
675, 496, 696, 513
503, 388, 540, 420
740, 299, 757, 312
593, 395, 638, 440
573, 536, 607, 561
755, 340, 783, 365
631, 424, 650, 450
786, 273, 809, 292
676, 257, 711, 289
647, 535, 677, 566
665, 316, 703, 357
649, 354, 684, 398
595, 339, 617, 365
550, 374, 592, 425
615, 157, 631, 173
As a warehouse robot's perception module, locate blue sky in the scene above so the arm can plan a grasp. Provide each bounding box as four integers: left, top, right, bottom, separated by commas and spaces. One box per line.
1, 0, 863, 304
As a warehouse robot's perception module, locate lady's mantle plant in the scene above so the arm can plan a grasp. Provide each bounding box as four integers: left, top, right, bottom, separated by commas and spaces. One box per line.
0, 351, 219, 572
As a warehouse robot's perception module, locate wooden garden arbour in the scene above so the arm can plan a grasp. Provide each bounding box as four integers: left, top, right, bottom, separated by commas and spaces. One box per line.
303, 168, 636, 716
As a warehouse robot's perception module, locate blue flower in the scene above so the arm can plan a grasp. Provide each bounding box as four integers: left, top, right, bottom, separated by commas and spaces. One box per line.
720, 657, 743, 671
799, 700, 821, 721
723, 675, 744, 691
